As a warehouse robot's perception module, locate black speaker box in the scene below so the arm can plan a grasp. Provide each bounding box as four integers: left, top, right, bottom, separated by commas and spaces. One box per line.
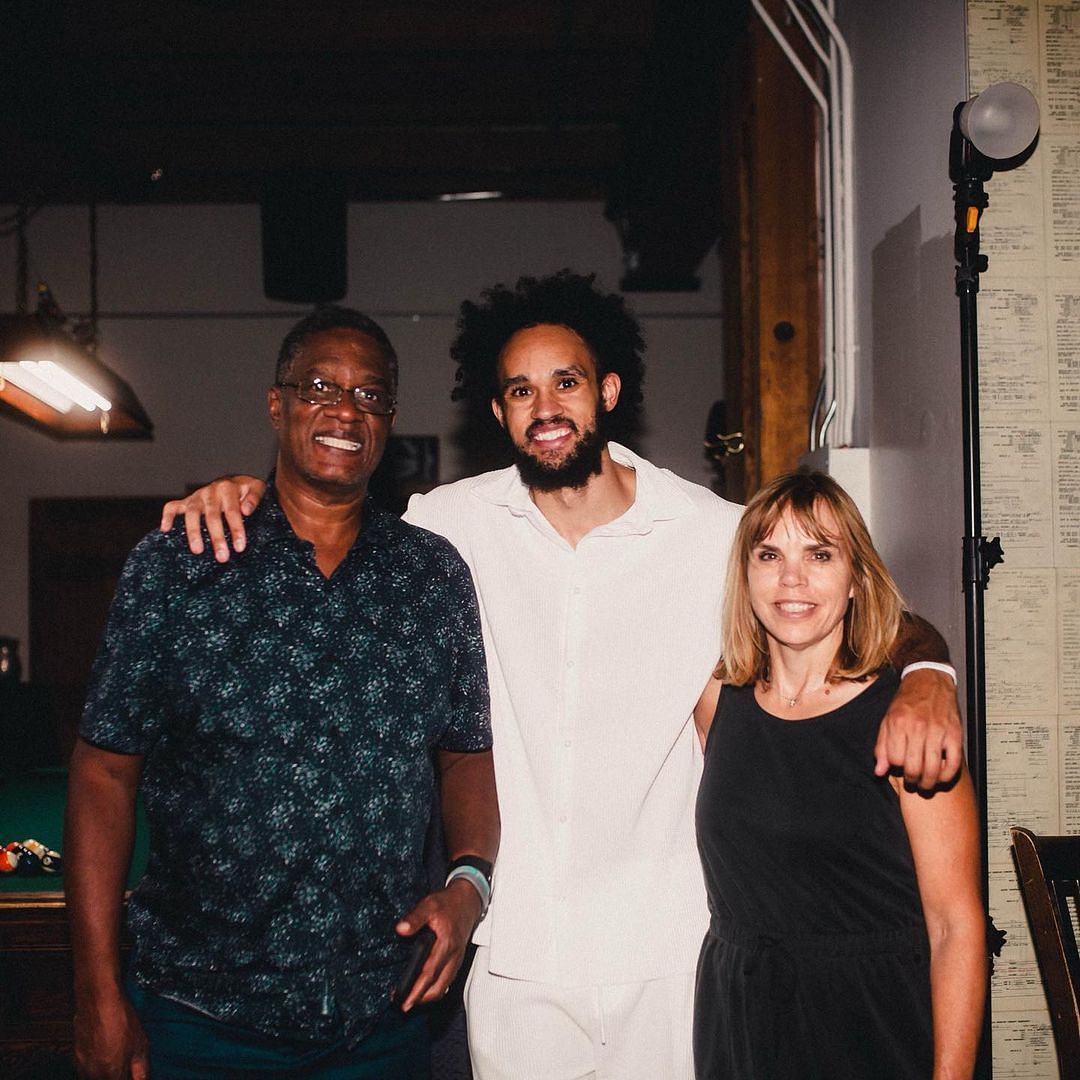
261, 174, 347, 303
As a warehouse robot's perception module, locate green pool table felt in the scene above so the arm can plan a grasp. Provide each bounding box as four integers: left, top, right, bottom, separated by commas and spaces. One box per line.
0, 767, 149, 893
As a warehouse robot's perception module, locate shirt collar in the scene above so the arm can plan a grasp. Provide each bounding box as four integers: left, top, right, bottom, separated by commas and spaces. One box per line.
470, 442, 697, 533
246, 474, 401, 555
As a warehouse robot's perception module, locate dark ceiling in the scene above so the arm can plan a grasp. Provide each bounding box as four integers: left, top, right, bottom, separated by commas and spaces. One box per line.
1, 0, 742, 288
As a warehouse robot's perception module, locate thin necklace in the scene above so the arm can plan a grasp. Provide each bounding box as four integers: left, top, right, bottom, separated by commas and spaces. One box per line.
777, 683, 831, 707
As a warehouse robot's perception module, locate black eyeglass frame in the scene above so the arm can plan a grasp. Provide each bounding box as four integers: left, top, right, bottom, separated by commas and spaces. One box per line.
276, 378, 397, 416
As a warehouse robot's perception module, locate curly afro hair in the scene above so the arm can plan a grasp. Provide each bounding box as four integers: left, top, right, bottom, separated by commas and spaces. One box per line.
450, 270, 646, 446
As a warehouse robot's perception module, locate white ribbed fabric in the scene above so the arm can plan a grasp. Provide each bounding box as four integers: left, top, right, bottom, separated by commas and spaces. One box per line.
405, 444, 741, 986
464, 947, 695, 1080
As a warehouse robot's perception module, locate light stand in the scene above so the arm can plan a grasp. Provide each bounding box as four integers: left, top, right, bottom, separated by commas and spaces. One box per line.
950, 79, 1039, 1080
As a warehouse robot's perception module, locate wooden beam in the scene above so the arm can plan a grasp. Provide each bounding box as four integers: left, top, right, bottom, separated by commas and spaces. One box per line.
719, 0, 820, 502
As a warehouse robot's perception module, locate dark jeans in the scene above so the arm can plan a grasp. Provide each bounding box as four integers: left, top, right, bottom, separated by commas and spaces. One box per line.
126, 979, 430, 1079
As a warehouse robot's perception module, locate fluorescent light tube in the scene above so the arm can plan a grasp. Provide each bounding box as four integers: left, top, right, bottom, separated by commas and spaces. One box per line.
32, 360, 112, 412
0, 362, 75, 412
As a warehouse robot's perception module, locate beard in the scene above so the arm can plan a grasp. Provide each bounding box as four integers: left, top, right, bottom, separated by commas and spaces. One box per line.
511, 414, 608, 493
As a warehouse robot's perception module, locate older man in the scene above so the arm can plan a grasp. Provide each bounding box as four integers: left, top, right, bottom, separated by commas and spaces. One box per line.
162, 272, 962, 1080
66, 307, 498, 1079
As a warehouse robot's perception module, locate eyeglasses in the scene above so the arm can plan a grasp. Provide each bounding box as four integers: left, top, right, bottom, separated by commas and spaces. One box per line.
276, 377, 397, 416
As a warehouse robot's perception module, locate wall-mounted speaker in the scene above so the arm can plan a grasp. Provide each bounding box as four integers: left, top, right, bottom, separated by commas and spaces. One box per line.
261, 173, 347, 303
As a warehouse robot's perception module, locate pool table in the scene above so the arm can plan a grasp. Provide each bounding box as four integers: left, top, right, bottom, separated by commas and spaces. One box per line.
0, 767, 148, 1078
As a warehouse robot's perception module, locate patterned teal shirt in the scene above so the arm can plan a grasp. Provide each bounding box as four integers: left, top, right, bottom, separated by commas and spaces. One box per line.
80, 481, 491, 1045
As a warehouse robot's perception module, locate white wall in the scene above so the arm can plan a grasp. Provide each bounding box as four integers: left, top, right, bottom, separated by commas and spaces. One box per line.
0, 202, 723, 670
837, 0, 969, 669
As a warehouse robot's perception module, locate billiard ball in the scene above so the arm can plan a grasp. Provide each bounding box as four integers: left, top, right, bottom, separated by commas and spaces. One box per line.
12, 844, 40, 875
0, 840, 59, 874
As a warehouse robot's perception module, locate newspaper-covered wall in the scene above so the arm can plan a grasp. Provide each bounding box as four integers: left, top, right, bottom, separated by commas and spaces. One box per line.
968, 2, 1080, 1076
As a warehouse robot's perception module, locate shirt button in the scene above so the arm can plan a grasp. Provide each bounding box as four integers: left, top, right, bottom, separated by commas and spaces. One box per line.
572, 586, 582, 595
559, 813, 568, 823
566, 659, 575, 669
563, 739, 572, 748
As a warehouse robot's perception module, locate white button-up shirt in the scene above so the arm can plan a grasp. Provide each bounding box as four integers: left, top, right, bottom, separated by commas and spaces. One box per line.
405, 444, 741, 985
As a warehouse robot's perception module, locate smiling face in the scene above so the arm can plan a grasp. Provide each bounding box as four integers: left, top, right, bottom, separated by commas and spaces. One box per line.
491, 323, 620, 491
269, 327, 395, 498
746, 504, 856, 657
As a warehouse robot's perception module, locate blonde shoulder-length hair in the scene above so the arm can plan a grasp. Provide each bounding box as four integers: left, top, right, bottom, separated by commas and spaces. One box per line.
718, 470, 907, 686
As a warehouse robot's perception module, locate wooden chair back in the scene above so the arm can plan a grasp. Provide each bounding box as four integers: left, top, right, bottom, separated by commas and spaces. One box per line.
1011, 826, 1080, 1077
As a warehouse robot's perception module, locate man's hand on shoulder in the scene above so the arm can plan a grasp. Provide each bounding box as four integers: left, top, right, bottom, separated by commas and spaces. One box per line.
393, 879, 484, 1012
73, 990, 149, 1080
159, 475, 266, 562
874, 668, 964, 790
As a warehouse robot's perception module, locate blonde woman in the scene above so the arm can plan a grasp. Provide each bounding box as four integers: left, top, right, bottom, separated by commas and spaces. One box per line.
693, 472, 985, 1080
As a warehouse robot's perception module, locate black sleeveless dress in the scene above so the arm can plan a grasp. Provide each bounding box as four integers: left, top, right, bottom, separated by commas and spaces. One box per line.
694, 670, 934, 1080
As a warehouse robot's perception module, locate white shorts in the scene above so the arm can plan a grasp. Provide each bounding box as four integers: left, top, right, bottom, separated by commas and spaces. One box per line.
464, 947, 695, 1080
